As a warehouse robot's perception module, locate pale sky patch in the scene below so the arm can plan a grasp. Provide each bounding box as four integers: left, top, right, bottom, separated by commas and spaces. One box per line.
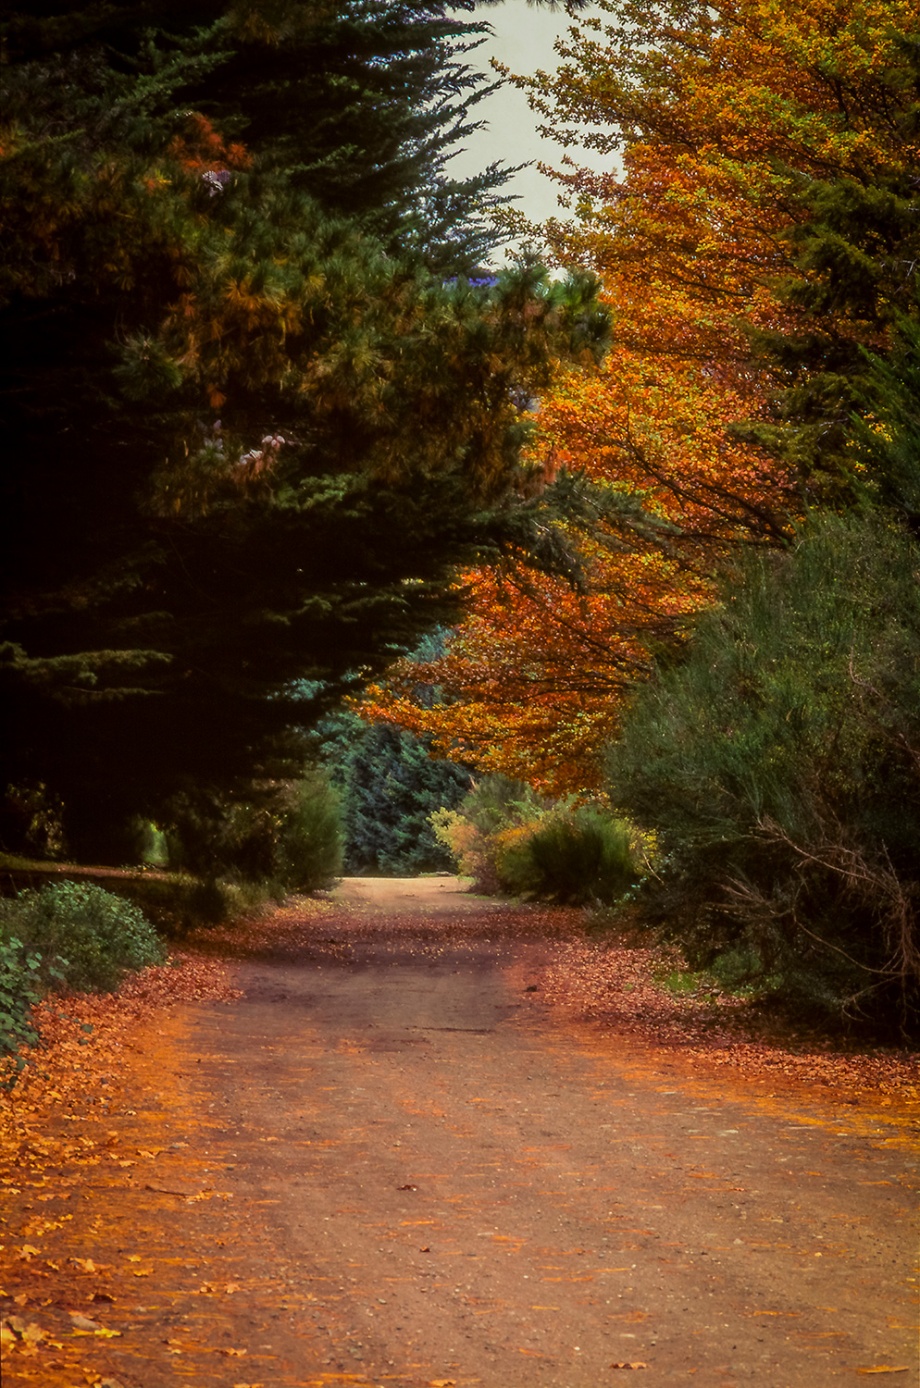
447, 2, 613, 254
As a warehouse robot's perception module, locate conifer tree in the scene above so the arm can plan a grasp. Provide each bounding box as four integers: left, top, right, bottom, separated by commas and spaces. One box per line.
0, 0, 609, 857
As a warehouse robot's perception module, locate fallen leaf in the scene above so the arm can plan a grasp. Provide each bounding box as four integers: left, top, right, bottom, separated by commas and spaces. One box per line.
221, 1347, 248, 1356
69, 1313, 102, 1331
610, 1365, 649, 1372
856, 1370, 910, 1377
71, 1258, 98, 1273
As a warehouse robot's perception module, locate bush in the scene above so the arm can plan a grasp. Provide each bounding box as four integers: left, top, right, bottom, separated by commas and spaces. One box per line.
0, 936, 47, 1054
274, 771, 344, 891
606, 512, 920, 1035
432, 775, 641, 904
163, 770, 344, 892
0, 880, 165, 996
431, 774, 547, 891
497, 805, 638, 905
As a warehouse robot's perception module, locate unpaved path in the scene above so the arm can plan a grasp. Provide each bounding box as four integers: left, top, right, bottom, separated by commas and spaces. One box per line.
3, 878, 918, 1386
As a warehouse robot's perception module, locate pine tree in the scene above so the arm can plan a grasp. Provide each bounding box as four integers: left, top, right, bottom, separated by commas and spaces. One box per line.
0, 0, 608, 858
332, 720, 471, 875
3, 0, 515, 273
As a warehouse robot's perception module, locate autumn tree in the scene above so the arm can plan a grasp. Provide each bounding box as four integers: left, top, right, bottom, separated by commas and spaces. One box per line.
368, 0, 920, 792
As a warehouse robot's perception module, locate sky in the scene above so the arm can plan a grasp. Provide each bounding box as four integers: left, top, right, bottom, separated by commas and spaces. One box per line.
447, 2, 611, 248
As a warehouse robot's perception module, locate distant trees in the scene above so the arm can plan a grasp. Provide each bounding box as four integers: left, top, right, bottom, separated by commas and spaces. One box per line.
326, 719, 471, 876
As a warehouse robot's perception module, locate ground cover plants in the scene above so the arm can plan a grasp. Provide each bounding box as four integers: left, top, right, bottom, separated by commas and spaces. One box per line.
432, 774, 644, 904
0, 884, 165, 1055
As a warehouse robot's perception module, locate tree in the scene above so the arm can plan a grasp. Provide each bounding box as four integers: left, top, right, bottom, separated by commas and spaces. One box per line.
2, 0, 515, 272
369, 0, 920, 793
0, 0, 609, 857
334, 721, 471, 876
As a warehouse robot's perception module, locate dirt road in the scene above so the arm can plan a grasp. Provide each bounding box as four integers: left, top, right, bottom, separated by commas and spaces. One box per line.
3, 878, 918, 1386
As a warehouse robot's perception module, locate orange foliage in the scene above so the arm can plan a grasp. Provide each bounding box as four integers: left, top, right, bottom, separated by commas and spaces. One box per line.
167, 112, 252, 173
364, 0, 917, 791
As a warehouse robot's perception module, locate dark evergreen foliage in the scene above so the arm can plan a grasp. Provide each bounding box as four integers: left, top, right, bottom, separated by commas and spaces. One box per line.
2, 0, 517, 273
0, 0, 609, 859
317, 714, 470, 875
734, 35, 920, 503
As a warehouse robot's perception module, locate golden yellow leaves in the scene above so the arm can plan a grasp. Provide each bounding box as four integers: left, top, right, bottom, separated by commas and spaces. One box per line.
21, 1213, 72, 1237
1, 1316, 54, 1353
855, 1370, 910, 1377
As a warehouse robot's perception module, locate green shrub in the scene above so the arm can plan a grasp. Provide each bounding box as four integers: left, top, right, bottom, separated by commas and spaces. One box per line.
497, 805, 638, 905
0, 880, 165, 995
606, 511, 920, 1035
164, 771, 343, 892
274, 771, 344, 891
431, 774, 548, 891
0, 936, 46, 1054
433, 776, 641, 904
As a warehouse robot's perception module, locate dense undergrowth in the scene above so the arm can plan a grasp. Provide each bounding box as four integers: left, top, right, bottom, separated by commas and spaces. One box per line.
433, 775, 643, 906
0, 881, 164, 1054
606, 511, 920, 1042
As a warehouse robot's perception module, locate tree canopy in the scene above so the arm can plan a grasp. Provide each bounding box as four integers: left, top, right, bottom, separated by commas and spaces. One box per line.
0, 0, 608, 856
368, 0, 920, 793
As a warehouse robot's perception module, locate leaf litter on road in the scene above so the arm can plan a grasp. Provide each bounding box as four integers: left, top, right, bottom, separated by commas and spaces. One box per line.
0, 885, 917, 1385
